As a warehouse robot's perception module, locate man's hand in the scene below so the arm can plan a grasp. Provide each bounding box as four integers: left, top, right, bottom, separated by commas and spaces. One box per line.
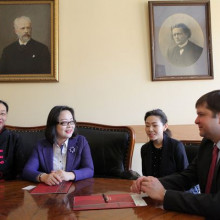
130, 176, 149, 194
130, 176, 166, 202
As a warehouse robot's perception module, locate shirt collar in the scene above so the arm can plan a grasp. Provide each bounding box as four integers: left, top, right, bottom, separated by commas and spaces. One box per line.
55, 139, 69, 148
178, 40, 188, 48
215, 141, 220, 150
54, 139, 69, 155
19, 39, 30, 45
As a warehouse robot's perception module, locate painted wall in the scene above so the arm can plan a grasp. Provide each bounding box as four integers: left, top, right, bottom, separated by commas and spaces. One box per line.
1, 0, 219, 128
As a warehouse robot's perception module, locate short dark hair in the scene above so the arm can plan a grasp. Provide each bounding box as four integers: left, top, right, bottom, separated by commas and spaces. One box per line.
45, 105, 77, 144
171, 23, 191, 38
144, 109, 172, 137
196, 90, 220, 116
0, 100, 9, 112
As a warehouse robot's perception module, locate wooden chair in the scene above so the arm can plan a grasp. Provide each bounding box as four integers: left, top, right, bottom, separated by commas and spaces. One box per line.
76, 122, 139, 179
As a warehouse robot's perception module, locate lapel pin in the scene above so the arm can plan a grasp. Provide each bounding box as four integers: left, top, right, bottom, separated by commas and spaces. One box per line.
69, 146, 75, 153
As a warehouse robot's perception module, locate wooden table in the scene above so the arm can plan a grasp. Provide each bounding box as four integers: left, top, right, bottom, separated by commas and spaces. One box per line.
0, 178, 204, 220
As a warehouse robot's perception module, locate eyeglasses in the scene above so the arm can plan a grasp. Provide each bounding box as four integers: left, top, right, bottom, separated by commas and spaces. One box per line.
0, 113, 7, 117
58, 121, 75, 126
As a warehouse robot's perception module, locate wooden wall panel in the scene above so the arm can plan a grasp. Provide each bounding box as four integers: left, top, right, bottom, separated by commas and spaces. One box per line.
130, 124, 202, 143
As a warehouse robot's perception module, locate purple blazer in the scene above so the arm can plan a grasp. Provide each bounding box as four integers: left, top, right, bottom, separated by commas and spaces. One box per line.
22, 135, 94, 182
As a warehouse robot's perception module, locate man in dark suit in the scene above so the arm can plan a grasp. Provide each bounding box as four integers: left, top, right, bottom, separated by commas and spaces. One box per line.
167, 23, 203, 67
131, 90, 220, 220
0, 100, 24, 180
0, 16, 50, 74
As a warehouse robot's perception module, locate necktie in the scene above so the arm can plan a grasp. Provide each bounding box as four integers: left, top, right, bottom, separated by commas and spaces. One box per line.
205, 145, 219, 193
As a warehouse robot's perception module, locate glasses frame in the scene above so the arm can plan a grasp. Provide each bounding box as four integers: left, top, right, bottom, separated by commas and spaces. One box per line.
58, 120, 75, 127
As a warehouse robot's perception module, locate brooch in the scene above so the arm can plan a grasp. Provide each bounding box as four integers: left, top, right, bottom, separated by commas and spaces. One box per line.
69, 146, 75, 153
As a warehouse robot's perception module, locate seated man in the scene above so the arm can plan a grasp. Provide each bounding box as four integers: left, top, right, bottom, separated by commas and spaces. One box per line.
0, 100, 23, 180
131, 90, 220, 219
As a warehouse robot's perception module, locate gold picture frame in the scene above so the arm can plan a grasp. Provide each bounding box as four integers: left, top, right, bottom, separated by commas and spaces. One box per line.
149, 1, 213, 81
0, 0, 58, 82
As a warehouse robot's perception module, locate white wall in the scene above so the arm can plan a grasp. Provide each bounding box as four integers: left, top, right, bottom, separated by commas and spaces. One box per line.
132, 143, 143, 175
1, 0, 219, 128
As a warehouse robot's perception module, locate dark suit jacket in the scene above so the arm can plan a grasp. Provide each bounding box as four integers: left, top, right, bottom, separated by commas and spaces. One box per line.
22, 135, 94, 182
167, 40, 203, 67
160, 138, 220, 219
0, 39, 50, 74
141, 134, 188, 177
0, 128, 24, 180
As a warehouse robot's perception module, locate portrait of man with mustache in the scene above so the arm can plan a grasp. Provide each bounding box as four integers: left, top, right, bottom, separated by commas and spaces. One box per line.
0, 16, 50, 75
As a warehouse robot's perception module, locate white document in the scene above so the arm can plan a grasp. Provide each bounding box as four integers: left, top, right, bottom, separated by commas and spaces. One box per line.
131, 194, 147, 206
22, 185, 36, 190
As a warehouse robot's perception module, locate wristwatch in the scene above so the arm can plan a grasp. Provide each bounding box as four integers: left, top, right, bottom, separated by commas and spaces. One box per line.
38, 173, 44, 182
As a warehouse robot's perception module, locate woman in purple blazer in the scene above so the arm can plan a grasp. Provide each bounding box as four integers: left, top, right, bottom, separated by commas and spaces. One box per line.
22, 106, 94, 185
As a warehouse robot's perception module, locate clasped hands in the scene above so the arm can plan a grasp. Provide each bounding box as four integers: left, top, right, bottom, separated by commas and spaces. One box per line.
40, 170, 75, 186
130, 176, 166, 202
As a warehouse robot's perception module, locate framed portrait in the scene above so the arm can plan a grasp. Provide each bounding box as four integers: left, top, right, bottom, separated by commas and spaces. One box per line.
0, 0, 58, 82
148, 1, 213, 81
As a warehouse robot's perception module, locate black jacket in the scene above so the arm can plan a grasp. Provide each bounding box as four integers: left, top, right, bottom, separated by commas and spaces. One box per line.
167, 40, 203, 67
0, 39, 50, 74
141, 134, 188, 177
161, 138, 220, 219
0, 128, 23, 180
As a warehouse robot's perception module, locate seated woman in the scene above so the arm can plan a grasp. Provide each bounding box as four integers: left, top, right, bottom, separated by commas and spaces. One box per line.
0, 100, 23, 180
141, 109, 199, 193
22, 105, 94, 185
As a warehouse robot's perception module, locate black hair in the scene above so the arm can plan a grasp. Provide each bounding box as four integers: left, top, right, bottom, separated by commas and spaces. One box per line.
45, 105, 77, 144
144, 109, 172, 137
0, 100, 9, 112
195, 90, 220, 117
171, 23, 191, 38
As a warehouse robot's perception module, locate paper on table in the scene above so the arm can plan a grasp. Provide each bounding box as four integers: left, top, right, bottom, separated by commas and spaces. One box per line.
131, 194, 147, 206
140, 192, 148, 197
22, 185, 36, 190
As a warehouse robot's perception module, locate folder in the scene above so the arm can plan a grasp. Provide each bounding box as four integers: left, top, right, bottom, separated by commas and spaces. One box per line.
31, 181, 72, 194
73, 193, 147, 210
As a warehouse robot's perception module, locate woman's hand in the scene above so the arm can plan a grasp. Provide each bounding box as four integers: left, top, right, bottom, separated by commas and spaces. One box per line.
53, 170, 75, 182
40, 172, 62, 186
40, 170, 75, 185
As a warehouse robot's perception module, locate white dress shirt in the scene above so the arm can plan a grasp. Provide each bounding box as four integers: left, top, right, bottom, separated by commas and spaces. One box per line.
53, 139, 68, 171
216, 141, 220, 163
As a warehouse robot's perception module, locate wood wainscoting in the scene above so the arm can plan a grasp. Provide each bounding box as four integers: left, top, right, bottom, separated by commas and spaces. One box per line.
130, 124, 202, 143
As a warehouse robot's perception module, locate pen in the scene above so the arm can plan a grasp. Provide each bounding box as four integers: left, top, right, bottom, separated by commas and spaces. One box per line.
102, 193, 108, 203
